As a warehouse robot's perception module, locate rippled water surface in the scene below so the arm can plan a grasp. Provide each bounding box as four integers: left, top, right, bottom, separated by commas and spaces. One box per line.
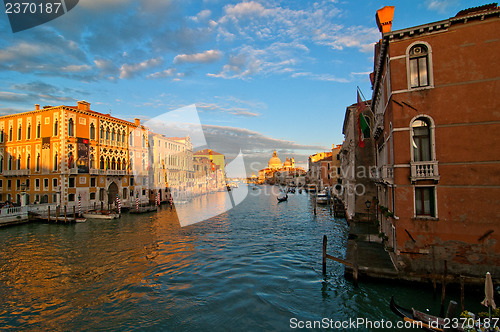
0, 186, 483, 331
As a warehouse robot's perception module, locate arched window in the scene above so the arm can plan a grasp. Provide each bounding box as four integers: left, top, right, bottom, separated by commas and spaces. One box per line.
68, 118, 74, 137
111, 157, 116, 170
0, 129, 4, 142
408, 43, 431, 88
122, 131, 125, 143
18, 125, 22, 140
54, 153, 58, 171
54, 120, 58, 136
36, 154, 40, 171
36, 123, 41, 138
26, 154, 30, 170
90, 154, 95, 169
100, 126, 104, 139
411, 117, 432, 162
111, 129, 115, 141
142, 135, 145, 147
122, 158, 127, 170
129, 132, 133, 145
117, 158, 121, 170
90, 123, 95, 140
106, 157, 110, 170
9, 127, 13, 141
100, 156, 105, 169
0, 157, 3, 172
106, 128, 110, 140
17, 155, 21, 170
27, 124, 31, 139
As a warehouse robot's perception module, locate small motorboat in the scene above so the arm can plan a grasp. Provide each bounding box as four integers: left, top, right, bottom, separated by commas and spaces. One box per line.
277, 194, 288, 203
390, 296, 446, 332
316, 190, 329, 204
82, 210, 120, 220
75, 217, 87, 223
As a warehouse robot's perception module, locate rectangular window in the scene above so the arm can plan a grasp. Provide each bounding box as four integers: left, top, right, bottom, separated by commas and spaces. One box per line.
130, 177, 134, 186
53, 178, 58, 188
35, 179, 40, 190
0, 179, 2, 188
90, 177, 96, 187
410, 57, 429, 88
90, 192, 96, 200
415, 187, 436, 217
68, 193, 75, 202
43, 178, 49, 189
53, 194, 57, 203
69, 177, 75, 188
7, 179, 11, 190
16, 179, 20, 190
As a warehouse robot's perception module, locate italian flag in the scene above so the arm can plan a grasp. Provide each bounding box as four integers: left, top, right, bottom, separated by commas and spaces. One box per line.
356, 90, 369, 148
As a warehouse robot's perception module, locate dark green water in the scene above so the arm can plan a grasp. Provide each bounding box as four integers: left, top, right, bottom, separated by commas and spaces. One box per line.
0, 186, 486, 331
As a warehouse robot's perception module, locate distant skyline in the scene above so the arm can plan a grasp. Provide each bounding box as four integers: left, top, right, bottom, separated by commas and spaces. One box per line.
0, 0, 489, 172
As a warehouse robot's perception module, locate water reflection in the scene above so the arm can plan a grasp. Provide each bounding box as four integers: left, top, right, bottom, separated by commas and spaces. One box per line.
0, 186, 485, 331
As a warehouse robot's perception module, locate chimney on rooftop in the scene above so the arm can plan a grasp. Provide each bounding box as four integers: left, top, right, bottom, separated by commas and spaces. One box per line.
77, 100, 90, 111
35, 104, 40, 111
376, 6, 395, 34
135, 118, 140, 126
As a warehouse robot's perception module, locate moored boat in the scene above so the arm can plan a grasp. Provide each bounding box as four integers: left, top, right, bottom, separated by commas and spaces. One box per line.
82, 210, 120, 220
316, 190, 328, 204
390, 296, 447, 332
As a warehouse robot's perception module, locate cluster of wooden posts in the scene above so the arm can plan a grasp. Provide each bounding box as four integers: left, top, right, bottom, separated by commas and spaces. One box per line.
44, 206, 80, 223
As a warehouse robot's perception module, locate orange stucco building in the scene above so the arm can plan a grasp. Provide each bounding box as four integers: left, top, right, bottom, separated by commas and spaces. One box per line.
371, 5, 500, 276
0, 101, 193, 209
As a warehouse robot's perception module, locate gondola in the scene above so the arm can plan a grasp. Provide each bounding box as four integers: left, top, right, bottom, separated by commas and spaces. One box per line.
390, 296, 446, 332
277, 194, 288, 203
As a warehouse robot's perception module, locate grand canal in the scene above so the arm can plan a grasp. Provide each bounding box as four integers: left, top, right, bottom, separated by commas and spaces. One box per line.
0, 186, 484, 331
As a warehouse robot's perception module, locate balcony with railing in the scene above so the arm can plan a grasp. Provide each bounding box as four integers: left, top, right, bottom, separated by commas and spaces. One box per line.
410, 161, 439, 182
380, 165, 394, 184
2, 169, 30, 176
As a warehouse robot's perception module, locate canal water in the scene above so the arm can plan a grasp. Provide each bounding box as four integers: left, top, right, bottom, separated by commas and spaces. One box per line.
0, 186, 486, 331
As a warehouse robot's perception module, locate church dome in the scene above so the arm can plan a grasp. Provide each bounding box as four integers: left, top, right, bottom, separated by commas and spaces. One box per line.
283, 157, 292, 168
268, 150, 282, 169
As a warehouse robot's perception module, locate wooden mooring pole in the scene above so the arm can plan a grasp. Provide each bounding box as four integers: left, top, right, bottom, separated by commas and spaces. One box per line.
322, 235, 358, 286
64, 206, 67, 223
460, 276, 465, 313
47, 206, 50, 223
322, 235, 327, 275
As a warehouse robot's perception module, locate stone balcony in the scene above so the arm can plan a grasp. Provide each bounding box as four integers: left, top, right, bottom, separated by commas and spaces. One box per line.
410, 161, 440, 182
380, 165, 394, 184
2, 169, 30, 176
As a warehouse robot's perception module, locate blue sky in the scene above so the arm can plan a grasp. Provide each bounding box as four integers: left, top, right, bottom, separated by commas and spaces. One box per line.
0, 0, 489, 171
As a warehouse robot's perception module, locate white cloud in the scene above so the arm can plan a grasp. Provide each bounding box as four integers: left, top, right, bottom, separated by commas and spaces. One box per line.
147, 68, 178, 79
173, 50, 223, 64
426, 0, 457, 13
191, 9, 212, 22
61, 64, 92, 72
119, 57, 163, 79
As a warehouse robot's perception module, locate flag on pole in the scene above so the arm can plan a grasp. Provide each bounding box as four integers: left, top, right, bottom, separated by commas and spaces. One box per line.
356, 89, 370, 148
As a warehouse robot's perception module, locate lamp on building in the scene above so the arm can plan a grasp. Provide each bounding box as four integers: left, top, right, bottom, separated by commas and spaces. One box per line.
365, 200, 371, 222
